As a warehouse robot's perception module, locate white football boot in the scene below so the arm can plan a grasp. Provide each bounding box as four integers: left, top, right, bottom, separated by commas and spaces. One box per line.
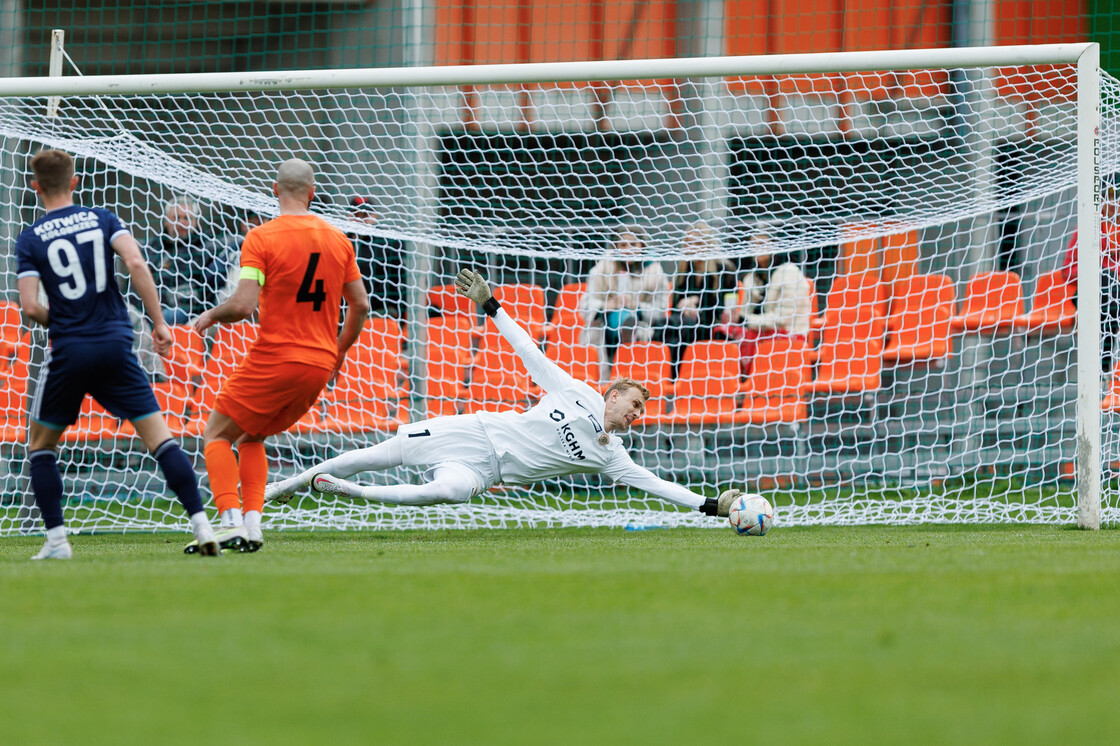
213, 526, 249, 552
183, 525, 242, 556
311, 473, 360, 498
244, 524, 264, 553
31, 539, 73, 560
264, 474, 313, 505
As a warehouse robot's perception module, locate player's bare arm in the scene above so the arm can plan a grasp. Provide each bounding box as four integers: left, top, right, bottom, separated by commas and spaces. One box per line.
193, 277, 262, 334
334, 278, 370, 378
17, 276, 48, 326
112, 232, 172, 357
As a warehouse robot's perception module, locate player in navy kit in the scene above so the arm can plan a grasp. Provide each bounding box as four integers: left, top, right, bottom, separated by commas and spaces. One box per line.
15, 149, 221, 559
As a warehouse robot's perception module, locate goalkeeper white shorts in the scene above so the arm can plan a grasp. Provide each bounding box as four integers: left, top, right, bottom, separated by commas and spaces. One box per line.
396, 414, 498, 493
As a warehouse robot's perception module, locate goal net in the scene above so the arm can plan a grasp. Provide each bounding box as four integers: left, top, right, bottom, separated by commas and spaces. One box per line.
0, 46, 1116, 533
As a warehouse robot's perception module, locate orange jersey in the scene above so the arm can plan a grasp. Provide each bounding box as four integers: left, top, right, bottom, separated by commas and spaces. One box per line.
239, 214, 361, 371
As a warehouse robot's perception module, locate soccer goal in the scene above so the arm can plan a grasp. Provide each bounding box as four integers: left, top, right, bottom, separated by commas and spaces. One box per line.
0, 41, 1114, 534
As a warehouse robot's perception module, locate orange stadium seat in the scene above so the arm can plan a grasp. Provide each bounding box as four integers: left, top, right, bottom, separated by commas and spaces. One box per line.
152, 380, 189, 436
186, 322, 259, 433
362, 317, 407, 389
0, 333, 29, 409
1015, 270, 1076, 335
322, 321, 407, 432
827, 272, 889, 320
804, 333, 883, 396
0, 333, 30, 442
882, 273, 956, 365
418, 317, 474, 417
0, 300, 22, 362
426, 316, 475, 370
809, 273, 887, 383
814, 273, 887, 364
464, 329, 535, 413
61, 397, 116, 443
735, 336, 811, 425
166, 324, 206, 382
552, 341, 600, 388
211, 322, 259, 375
154, 324, 206, 424
321, 375, 399, 433
665, 341, 741, 425
492, 283, 546, 342
611, 341, 671, 420
545, 282, 587, 349
423, 354, 467, 418
428, 283, 477, 320
951, 271, 1024, 334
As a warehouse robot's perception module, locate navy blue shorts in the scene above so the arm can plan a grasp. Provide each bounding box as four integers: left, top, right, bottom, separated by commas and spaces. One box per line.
30, 339, 160, 430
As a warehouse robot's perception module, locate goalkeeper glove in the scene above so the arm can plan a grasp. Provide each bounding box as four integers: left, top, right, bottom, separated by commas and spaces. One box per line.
455, 268, 501, 316
709, 488, 742, 518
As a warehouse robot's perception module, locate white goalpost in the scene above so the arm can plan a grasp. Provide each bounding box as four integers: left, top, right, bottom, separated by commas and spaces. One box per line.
0, 41, 1112, 534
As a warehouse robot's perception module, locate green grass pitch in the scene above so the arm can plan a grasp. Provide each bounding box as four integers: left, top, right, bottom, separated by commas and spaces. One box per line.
3, 525, 1119, 745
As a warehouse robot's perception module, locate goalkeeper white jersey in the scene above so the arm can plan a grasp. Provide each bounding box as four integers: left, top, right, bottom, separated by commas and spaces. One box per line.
474, 378, 627, 484
474, 309, 704, 510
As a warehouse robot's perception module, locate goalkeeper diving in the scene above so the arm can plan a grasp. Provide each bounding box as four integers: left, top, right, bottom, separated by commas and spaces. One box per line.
265, 268, 745, 518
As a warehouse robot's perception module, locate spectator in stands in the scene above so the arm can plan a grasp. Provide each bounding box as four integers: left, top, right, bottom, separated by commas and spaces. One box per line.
721, 231, 812, 376
1062, 176, 1120, 372
656, 221, 737, 379
733, 229, 780, 317
144, 195, 230, 324
349, 196, 406, 318
580, 226, 670, 383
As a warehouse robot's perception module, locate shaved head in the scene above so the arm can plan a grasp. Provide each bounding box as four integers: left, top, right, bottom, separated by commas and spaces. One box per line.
276, 158, 315, 196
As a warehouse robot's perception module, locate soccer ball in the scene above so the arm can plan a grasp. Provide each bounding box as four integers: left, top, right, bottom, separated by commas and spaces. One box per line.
728, 494, 774, 536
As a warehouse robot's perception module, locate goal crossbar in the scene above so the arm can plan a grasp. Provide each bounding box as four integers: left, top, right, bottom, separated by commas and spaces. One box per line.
0, 43, 1097, 96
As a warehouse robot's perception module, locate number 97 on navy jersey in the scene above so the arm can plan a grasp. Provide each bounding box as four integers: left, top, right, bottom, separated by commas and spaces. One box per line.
15, 205, 135, 345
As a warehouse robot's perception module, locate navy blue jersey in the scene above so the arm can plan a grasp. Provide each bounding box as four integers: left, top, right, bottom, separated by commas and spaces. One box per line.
15, 204, 135, 346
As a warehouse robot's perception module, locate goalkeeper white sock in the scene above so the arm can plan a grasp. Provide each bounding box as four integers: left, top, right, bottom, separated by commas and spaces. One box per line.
243, 510, 261, 533
45, 525, 67, 544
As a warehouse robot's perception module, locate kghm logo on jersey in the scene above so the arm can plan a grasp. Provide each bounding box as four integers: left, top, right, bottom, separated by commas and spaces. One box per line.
556, 422, 586, 461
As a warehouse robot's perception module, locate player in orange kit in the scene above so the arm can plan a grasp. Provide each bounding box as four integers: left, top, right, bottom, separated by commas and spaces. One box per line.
187, 158, 369, 552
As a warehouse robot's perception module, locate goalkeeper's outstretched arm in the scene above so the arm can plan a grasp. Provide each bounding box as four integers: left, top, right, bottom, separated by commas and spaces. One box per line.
605, 456, 742, 517
455, 268, 574, 393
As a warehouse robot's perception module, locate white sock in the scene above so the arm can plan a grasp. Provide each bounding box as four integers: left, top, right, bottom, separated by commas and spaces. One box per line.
243, 510, 261, 532
189, 511, 213, 538
220, 508, 244, 528
45, 525, 67, 544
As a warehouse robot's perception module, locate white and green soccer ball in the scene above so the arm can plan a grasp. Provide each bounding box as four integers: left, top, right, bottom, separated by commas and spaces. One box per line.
728, 494, 774, 536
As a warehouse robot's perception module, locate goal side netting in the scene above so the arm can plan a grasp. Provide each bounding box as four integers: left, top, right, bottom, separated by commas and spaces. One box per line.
0, 47, 1116, 533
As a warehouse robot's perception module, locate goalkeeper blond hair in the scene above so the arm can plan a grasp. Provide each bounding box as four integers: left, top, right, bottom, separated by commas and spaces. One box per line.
603, 377, 651, 402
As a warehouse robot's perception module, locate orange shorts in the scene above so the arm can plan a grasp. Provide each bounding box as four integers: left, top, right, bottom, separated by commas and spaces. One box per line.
214, 360, 332, 437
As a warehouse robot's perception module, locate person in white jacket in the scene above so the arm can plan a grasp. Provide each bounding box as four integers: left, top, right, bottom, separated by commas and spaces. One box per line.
725, 241, 812, 375
265, 267, 743, 520
578, 226, 670, 383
